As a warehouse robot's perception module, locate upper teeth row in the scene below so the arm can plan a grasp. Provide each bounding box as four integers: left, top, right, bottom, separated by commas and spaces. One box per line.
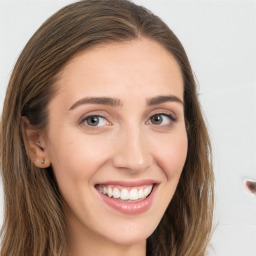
98, 185, 153, 201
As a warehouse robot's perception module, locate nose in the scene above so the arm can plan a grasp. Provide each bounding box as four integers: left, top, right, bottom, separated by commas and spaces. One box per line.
112, 126, 153, 173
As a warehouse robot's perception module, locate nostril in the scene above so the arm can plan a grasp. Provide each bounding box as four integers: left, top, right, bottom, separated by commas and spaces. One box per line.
245, 180, 256, 194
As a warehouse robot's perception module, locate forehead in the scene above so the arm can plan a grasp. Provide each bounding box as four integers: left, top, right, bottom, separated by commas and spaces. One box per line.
54, 38, 184, 105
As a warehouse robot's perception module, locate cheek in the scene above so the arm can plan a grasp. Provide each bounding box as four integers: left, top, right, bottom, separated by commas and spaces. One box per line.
153, 129, 188, 179
46, 130, 111, 222
47, 129, 110, 187
153, 128, 188, 212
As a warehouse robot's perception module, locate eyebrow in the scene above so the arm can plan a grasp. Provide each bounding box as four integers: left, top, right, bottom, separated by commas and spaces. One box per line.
69, 97, 122, 110
147, 95, 183, 106
69, 95, 183, 110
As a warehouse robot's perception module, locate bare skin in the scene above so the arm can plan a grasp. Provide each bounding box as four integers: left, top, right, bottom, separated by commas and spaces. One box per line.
25, 38, 188, 256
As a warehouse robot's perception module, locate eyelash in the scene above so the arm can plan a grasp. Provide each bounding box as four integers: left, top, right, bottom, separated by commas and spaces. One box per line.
79, 113, 177, 131
147, 113, 176, 126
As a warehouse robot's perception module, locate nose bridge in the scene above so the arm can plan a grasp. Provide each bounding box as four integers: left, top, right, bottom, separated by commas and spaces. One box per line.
112, 123, 152, 172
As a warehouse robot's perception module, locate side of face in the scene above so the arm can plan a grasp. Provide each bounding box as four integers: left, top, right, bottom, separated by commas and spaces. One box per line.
25, 38, 188, 248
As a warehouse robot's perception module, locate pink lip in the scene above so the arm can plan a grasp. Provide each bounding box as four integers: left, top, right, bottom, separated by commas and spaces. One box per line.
95, 182, 158, 215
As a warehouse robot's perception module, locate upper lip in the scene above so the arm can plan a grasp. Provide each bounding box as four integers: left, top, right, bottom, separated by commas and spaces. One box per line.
95, 179, 159, 187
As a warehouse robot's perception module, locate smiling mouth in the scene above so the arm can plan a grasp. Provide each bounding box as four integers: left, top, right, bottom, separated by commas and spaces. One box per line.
95, 184, 154, 202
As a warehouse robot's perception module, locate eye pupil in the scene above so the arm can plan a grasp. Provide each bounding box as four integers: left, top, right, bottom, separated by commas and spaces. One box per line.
151, 114, 162, 124
87, 116, 99, 126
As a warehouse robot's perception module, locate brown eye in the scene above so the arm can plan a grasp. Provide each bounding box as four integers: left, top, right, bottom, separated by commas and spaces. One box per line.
148, 113, 176, 126
150, 114, 163, 125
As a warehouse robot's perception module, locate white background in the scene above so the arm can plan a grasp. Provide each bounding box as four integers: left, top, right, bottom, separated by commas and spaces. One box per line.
0, 1, 256, 255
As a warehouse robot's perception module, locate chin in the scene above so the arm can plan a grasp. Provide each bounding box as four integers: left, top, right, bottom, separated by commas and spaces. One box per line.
98, 216, 158, 247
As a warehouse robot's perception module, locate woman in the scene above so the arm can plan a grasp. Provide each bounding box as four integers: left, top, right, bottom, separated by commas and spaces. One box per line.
0, 0, 214, 255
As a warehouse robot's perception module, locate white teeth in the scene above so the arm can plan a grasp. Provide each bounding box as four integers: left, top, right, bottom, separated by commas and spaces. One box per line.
113, 188, 120, 199
98, 184, 154, 201
107, 187, 113, 197
120, 189, 129, 200
144, 186, 152, 197
129, 188, 139, 200
138, 188, 144, 199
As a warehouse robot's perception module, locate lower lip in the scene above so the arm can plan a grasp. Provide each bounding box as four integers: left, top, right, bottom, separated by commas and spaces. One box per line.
96, 185, 157, 215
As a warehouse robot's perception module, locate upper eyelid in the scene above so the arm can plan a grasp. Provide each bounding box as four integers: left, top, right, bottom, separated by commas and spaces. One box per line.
146, 109, 177, 119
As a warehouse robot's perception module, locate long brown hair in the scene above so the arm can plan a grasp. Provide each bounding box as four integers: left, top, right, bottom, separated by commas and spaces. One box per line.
0, 0, 214, 255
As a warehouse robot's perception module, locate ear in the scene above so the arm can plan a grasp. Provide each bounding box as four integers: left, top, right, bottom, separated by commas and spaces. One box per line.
21, 116, 51, 168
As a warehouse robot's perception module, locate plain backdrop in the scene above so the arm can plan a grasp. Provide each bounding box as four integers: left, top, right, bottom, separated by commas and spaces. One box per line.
0, 1, 256, 255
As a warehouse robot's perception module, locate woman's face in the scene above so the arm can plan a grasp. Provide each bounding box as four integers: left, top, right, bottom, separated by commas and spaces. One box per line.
43, 38, 188, 248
